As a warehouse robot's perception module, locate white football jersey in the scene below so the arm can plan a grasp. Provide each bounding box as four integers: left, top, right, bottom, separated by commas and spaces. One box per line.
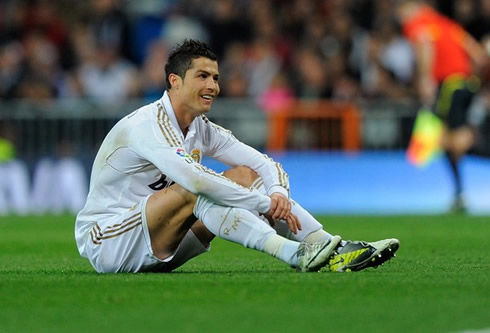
75, 91, 289, 256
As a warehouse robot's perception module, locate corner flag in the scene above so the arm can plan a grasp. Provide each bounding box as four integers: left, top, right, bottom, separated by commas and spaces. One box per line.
406, 108, 443, 167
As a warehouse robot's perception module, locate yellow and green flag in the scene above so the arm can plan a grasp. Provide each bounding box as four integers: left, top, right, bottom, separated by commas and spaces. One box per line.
406, 108, 443, 167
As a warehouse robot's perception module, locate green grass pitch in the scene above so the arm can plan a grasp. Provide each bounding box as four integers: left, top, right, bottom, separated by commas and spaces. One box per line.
0, 214, 489, 333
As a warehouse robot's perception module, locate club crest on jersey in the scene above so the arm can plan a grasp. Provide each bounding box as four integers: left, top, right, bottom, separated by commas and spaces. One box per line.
176, 148, 193, 164
191, 148, 201, 162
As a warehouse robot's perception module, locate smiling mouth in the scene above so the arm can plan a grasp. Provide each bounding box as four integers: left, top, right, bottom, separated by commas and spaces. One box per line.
201, 94, 214, 101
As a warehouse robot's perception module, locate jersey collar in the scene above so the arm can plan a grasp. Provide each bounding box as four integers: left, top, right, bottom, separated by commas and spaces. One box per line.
160, 90, 197, 142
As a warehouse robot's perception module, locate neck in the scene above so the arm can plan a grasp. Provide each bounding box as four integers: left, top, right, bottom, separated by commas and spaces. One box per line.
167, 90, 195, 135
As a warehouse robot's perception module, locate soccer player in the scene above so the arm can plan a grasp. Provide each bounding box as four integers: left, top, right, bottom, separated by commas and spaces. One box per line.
75, 39, 399, 273
397, 0, 489, 212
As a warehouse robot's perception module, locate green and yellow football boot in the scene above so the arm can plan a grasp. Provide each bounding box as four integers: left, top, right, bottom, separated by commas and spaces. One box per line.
328, 238, 399, 272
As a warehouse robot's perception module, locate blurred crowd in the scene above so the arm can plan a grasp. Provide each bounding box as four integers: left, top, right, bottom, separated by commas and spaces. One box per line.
1, 0, 490, 215
0, 0, 489, 111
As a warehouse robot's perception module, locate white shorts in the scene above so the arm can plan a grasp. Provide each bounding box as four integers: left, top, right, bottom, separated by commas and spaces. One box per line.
85, 196, 209, 273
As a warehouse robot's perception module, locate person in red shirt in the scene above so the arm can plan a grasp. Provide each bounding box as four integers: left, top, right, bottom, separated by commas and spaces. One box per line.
397, 0, 489, 212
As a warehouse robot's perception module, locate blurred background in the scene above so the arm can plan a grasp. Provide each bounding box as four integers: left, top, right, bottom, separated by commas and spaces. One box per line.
0, 0, 489, 216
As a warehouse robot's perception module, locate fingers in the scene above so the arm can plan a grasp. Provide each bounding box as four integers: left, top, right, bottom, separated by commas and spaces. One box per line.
262, 213, 275, 227
269, 194, 290, 220
266, 193, 301, 234
285, 213, 302, 234
263, 211, 301, 234
269, 196, 278, 217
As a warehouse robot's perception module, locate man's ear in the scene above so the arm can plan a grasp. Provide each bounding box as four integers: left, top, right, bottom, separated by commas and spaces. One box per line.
169, 73, 182, 90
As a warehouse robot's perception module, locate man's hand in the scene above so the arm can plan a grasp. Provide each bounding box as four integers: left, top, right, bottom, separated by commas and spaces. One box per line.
269, 192, 290, 220
265, 193, 302, 234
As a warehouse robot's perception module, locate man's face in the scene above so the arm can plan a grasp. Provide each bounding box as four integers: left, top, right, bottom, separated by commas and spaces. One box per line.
179, 57, 220, 115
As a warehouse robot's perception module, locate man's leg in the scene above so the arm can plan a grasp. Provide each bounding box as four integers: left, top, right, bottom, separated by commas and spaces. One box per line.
442, 85, 476, 212
145, 183, 200, 260
444, 126, 474, 204
193, 196, 340, 272
248, 176, 400, 272
144, 166, 259, 261
249, 177, 334, 243
146, 166, 332, 255
142, 223, 212, 273
199, 167, 331, 267
145, 166, 339, 272
194, 166, 340, 271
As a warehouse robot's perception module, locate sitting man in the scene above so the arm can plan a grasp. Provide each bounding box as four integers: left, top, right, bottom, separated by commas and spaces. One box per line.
75, 39, 399, 273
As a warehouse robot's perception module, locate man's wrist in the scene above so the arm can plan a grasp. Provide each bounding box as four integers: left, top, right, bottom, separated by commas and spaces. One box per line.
267, 186, 289, 199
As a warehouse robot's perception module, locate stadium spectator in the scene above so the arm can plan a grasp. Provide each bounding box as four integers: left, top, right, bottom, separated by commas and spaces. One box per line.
87, 0, 133, 64
360, 22, 415, 99
469, 0, 490, 42
246, 37, 282, 98
20, 0, 75, 70
258, 71, 295, 113
201, 0, 250, 59
216, 42, 250, 98
290, 44, 331, 99
162, 13, 208, 49
0, 1, 25, 43
452, 0, 478, 32
397, 0, 489, 212
372, 20, 415, 85
12, 30, 59, 100
75, 39, 399, 273
76, 31, 140, 102
0, 40, 24, 99
139, 40, 169, 101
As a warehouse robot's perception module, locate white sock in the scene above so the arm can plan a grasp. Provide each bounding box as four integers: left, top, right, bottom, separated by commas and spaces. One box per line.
304, 228, 331, 243
290, 200, 335, 241
263, 234, 300, 267
249, 178, 335, 242
193, 196, 301, 267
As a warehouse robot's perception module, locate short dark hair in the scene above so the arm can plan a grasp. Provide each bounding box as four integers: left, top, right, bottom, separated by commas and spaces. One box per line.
164, 39, 218, 89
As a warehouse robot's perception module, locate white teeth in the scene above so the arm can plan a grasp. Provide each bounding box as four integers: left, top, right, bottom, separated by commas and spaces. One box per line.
201, 95, 212, 100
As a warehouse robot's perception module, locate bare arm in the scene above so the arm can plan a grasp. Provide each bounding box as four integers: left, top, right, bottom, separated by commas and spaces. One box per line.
412, 37, 437, 105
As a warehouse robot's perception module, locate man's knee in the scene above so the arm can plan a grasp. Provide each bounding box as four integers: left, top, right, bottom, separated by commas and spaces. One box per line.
146, 183, 197, 228
223, 166, 259, 188
151, 183, 197, 205
175, 184, 199, 205
445, 127, 475, 155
